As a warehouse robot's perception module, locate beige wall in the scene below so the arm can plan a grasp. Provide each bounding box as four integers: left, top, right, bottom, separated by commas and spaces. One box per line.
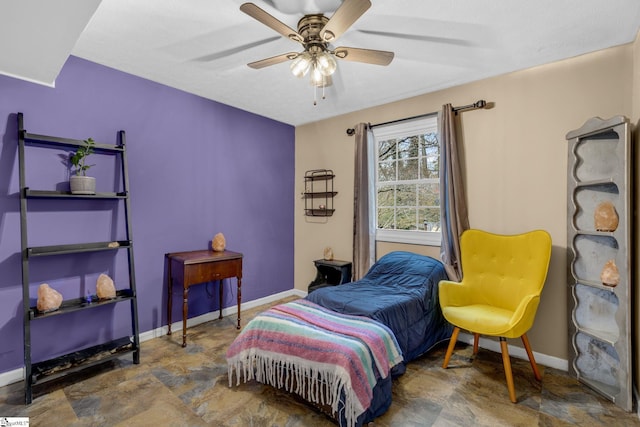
295, 41, 635, 362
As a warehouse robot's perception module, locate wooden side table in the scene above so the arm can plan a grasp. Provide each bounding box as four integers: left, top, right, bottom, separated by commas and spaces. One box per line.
166, 249, 243, 347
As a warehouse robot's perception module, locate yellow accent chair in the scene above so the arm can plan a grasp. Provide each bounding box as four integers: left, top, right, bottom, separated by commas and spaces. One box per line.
439, 229, 552, 403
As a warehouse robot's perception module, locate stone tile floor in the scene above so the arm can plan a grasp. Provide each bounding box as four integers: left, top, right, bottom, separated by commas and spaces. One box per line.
1, 297, 638, 426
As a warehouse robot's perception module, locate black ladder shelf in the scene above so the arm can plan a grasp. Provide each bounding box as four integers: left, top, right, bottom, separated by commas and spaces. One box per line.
17, 113, 140, 404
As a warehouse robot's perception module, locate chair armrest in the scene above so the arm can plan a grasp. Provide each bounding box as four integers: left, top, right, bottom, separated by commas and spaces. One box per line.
439, 280, 473, 308
504, 294, 541, 338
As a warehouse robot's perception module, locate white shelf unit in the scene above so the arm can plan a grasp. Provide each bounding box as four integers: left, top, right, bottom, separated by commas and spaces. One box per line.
565, 115, 633, 412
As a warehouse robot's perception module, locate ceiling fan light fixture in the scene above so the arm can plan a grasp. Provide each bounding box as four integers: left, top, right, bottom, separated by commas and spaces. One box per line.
290, 52, 312, 77
316, 51, 337, 76
310, 64, 325, 86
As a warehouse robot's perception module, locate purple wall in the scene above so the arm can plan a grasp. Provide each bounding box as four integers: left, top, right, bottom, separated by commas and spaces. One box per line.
0, 56, 295, 374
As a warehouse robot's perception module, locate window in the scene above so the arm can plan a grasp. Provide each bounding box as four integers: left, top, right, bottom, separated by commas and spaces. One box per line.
372, 115, 441, 246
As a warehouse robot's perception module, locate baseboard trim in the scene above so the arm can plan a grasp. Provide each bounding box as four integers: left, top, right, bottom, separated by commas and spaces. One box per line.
0, 368, 24, 389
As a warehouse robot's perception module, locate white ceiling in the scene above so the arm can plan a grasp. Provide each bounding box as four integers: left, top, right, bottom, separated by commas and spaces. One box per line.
0, 0, 101, 86
3, 1, 640, 126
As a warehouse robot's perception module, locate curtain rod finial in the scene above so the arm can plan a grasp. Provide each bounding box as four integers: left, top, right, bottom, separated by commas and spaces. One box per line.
346, 128, 355, 136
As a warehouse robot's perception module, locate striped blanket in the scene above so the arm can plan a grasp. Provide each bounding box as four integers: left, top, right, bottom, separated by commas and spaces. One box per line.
226, 299, 403, 427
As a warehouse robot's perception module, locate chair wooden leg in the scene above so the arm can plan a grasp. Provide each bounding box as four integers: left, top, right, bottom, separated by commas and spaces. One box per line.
499, 337, 517, 403
442, 327, 460, 368
521, 334, 541, 381
473, 333, 480, 355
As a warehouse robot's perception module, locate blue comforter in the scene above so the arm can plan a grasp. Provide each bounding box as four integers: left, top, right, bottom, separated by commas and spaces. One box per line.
306, 251, 453, 363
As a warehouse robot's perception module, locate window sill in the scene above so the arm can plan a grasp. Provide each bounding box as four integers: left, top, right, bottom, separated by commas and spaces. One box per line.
376, 229, 442, 246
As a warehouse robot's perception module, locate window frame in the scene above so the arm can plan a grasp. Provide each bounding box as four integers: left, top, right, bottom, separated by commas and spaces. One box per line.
372, 115, 442, 246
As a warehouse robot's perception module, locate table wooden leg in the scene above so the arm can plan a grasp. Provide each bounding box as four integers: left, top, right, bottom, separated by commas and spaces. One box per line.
236, 277, 242, 329
218, 279, 223, 320
182, 286, 188, 347
167, 259, 172, 336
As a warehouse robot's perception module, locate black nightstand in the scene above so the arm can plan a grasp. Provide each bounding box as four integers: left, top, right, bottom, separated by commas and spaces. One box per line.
308, 259, 352, 293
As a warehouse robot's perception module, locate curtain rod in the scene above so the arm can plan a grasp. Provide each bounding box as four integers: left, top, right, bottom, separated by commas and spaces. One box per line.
346, 99, 487, 136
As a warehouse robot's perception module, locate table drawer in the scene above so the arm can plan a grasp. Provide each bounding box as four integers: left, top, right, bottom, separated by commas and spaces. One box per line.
180, 259, 242, 285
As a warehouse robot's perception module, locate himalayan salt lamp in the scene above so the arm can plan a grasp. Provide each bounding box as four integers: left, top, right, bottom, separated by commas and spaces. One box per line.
594, 201, 618, 232
212, 233, 226, 252
37, 283, 63, 313
96, 273, 116, 300
600, 259, 620, 287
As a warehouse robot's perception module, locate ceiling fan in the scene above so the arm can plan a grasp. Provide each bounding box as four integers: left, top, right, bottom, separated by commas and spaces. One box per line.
240, 0, 394, 103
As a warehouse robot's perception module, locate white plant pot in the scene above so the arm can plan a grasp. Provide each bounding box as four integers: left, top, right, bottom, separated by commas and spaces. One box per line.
70, 176, 96, 195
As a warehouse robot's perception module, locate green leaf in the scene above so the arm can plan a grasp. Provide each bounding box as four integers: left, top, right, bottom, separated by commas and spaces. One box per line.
69, 137, 96, 176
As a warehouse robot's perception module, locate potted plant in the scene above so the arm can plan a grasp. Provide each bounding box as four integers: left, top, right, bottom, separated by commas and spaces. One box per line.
69, 137, 96, 194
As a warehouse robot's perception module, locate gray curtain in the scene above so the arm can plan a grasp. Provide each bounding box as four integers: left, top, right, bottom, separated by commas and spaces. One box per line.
439, 104, 469, 281
353, 123, 375, 280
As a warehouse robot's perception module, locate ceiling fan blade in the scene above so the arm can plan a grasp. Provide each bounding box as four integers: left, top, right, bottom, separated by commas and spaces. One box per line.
248, 52, 298, 69
320, 0, 371, 42
334, 46, 393, 66
240, 3, 303, 43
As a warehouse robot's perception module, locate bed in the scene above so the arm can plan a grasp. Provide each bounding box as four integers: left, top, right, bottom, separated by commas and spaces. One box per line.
226, 251, 452, 426
307, 251, 452, 362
